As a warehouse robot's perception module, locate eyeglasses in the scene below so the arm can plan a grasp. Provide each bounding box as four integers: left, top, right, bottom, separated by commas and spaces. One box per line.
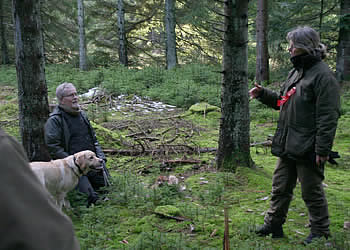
63, 92, 78, 98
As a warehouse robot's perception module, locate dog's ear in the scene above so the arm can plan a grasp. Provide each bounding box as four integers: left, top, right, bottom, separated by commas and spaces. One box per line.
75, 152, 87, 170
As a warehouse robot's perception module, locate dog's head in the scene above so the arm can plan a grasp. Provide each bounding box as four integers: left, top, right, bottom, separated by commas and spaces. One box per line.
74, 150, 103, 175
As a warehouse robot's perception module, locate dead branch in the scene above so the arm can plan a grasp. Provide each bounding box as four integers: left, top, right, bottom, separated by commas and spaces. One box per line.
126, 131, 146, 137
154, 212, 191, 222
250, 141, 272, 147
163, 134, 179, 144
134, 139, 145, 153
223, 207, 230, 250
137, 136, 160, 141
163, 159, 202, 165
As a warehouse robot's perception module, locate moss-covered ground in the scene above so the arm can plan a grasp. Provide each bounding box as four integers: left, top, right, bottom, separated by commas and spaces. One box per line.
0, 65, 349, 249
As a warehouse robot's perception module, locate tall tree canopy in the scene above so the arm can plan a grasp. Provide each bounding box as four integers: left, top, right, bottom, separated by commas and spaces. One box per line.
0, 0, 343, 75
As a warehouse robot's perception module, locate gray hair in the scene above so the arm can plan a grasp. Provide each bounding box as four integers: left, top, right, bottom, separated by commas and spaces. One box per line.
286, 26, 327, 58
56, 82, 76, 103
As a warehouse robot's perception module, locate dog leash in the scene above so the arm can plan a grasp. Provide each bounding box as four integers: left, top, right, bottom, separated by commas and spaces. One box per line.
102, 169, 111, 186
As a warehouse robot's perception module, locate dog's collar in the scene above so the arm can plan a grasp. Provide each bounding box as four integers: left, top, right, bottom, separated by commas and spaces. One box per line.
69, 166, 80, 178
72, 155, 84, 175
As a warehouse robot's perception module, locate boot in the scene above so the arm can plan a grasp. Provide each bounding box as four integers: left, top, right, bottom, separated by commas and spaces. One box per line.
303, 232, 328, 245
256, 224, 284, 238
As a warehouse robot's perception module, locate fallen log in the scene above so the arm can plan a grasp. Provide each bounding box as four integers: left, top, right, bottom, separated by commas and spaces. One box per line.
250, 140, 272, 147
103, 140, 272, 156
103, 147, 217, 156
163, 159, 202, 164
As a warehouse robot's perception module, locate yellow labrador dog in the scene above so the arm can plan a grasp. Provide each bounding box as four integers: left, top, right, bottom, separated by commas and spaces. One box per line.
30, 150, 103, 210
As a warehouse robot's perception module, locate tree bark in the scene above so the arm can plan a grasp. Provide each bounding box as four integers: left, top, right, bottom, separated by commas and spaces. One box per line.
13, 0, 51, 161
165, 0, 177, 69
118, 0, 128, 66
319, 0, 324, 38
255, 0, 269, 84
77, 0, 87, 71
217, 0, 253, 171
0, 0, 9, 64
336, 0, 350, 82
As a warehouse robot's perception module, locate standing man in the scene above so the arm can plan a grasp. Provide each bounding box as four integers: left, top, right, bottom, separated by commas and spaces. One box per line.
45, 82, 110, 206
249, 26, 340, 244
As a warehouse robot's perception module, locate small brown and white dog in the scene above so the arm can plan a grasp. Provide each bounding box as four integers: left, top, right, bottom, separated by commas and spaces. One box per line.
30, 150, 103, 210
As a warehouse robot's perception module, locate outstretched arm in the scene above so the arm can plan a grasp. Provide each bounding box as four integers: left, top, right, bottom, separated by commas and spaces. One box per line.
249, 82, 281, 110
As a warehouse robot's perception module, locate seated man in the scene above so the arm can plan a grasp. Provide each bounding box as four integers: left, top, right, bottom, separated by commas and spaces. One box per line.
45, 82, 110, 206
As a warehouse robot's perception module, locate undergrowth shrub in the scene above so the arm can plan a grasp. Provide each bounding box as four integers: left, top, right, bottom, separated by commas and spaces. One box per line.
0, 65, 17, 86
44, 64, 222, 109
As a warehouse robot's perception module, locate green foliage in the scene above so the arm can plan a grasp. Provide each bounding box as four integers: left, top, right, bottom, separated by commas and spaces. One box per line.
90, 121, 122, 149
20, 63, 222, 109
0, 65, 17, 86
0, 102, 18, 117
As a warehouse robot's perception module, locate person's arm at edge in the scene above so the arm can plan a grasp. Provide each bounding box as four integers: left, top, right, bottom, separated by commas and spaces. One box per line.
0, 128, 80, 250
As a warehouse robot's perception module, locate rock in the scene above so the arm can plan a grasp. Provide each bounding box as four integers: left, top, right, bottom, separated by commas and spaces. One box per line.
80, 87, 104, 98
154, 205, 181, 217
168, 175, 179, 185
344, 221, 350, 230
151, 175, 179, 188
188, 102, 220, 114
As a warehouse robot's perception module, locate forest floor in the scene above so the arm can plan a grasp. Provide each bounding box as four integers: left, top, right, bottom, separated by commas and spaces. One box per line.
0, 83, 349, 249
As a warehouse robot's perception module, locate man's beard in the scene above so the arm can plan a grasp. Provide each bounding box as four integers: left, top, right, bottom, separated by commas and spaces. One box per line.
59, 103, 81, 116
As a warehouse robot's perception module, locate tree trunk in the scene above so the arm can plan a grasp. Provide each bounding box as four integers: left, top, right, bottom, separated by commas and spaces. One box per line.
319, 0, 324, 38
0, 0, 9, 64
117, 0, 128, 66
165, 0, 177, 69
255, 0, 269, 84
217, 0, 253, 171
336, 0, 350, 82
77, 0, 87, 71
13, 0, 51, 161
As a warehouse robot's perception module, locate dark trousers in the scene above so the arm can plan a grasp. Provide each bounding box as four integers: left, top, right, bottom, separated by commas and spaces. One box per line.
264, 157, 330, 235
77, 170, 107, 205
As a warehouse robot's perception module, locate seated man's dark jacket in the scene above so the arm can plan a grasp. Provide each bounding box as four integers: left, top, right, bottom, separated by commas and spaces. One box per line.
45, 106, 106, 161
